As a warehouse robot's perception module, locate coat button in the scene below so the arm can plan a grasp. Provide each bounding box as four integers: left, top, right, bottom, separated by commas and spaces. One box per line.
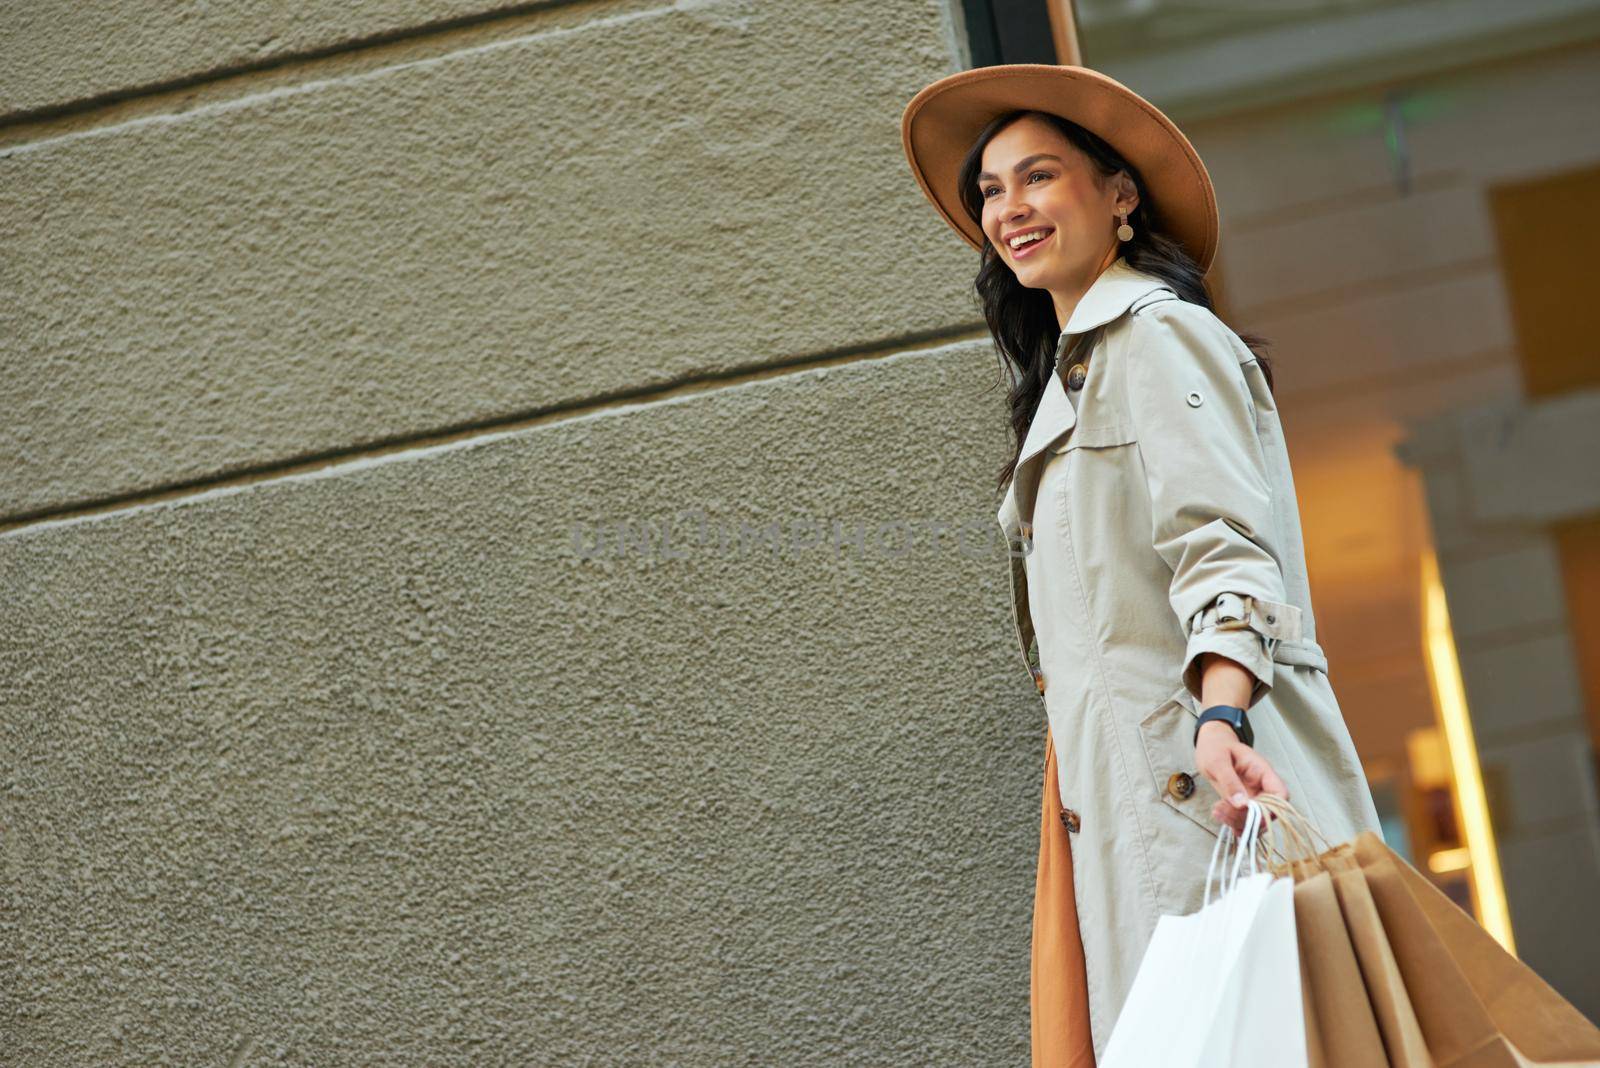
1060, 808, 1081, 833
1031, 668, 1046, 695
1066, 363, 1087, 391
1166, 772, 1196, 800
1186, 390, 1203, 407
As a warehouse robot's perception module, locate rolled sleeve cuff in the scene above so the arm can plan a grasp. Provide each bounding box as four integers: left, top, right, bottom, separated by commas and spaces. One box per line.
1180, 592, 1304, 710
1182, 627, 1274, 710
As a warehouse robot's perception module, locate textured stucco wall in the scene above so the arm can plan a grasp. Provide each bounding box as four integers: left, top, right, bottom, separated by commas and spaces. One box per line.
2, 346, 1043, 1063
0, 0, 526, 118
1, 2, 1051, 1064
1, 0, 974, 520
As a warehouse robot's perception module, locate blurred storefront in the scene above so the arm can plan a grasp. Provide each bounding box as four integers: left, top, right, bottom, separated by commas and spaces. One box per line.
963, 0, 1600, 1019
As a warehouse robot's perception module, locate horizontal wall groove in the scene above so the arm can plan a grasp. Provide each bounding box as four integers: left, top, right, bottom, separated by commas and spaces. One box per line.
1274, 344, 1514, 401
1453, 618, 1571, 647
1226, 169, 1470, 234
0, 0, 652, 149
0, 323, 991, 537
1234, 255, 1500, 323
1499, 812, 1600, 842
1476, 715, 1593, 751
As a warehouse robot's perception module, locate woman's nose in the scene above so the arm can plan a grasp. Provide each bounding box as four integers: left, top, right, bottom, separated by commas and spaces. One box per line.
998, 189, 1027, 216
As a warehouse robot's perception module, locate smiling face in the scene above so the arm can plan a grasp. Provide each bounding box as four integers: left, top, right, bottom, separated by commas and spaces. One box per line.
977, 114, 1138, 323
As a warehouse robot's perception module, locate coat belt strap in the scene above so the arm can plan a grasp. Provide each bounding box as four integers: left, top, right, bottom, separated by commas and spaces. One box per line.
1188, 592, 1327, 672
1270, 638, 1328, 672
1189, 592, 1303, 642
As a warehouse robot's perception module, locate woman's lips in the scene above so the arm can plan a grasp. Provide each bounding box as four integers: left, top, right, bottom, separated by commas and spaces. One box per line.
1010, 229, 1054, 259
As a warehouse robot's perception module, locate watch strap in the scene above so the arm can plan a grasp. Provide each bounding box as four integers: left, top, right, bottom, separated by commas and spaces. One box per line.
1194, 704, 1253, 748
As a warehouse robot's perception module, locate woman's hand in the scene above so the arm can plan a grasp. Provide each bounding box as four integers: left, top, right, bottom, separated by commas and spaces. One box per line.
1195, 720, 1288, 835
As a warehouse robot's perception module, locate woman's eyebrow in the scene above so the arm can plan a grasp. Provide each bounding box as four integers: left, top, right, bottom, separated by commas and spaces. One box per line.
976, 153, 1065, 183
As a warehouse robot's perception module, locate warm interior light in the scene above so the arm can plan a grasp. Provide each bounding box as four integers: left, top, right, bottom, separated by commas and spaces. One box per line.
1419, 547, 1516, 953
1427, 846, 1472, 874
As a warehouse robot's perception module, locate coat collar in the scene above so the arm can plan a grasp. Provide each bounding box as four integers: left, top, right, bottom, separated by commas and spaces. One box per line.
996, 257, 1173, 539
1057, 254, 1173, 339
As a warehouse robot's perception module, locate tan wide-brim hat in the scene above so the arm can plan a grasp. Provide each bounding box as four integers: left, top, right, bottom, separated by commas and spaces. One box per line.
900, 64, 1219, 274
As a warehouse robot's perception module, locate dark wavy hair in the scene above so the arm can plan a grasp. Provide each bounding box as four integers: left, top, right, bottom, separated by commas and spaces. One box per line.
957, 109, 1273, 492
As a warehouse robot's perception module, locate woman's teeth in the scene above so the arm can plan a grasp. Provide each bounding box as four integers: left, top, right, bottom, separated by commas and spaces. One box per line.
1009, 229, 1054, 255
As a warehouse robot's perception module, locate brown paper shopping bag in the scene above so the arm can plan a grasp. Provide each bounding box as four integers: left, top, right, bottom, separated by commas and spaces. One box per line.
1257, 794, 1600, 1068
1261, 797, 1429, 1068
1289, 862, 1391, 1068
1354, 832, 1600, 1068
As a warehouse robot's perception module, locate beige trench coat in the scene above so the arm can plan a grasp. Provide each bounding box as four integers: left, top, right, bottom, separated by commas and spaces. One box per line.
997, 257, 1382, 1060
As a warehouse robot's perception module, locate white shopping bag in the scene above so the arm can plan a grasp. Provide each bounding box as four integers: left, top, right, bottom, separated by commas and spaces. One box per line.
1100, 801, 1307, 1068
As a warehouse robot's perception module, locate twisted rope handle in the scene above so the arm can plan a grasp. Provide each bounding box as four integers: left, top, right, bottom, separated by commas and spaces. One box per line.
1252, 793, 1336, 877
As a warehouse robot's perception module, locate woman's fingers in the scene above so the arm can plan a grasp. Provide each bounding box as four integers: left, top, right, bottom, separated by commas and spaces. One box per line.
1203, 740, 1290, 833
1212, 799, 1244, 833
1238, 749, 1290, 806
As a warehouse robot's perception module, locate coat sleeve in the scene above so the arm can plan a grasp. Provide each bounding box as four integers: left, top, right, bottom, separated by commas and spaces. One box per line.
1123, 300, 1304, 711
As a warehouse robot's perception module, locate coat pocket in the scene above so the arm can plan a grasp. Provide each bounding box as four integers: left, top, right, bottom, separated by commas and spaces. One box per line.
1136, 686, 1220, 839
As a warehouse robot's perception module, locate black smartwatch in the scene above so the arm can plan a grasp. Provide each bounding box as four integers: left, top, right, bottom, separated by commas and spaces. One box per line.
1194, 704, 1253, 748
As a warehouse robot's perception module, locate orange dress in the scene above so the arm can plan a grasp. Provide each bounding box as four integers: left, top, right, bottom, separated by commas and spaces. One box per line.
1031, 723, 1096, 1067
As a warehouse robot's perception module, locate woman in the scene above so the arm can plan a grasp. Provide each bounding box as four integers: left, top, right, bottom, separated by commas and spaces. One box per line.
901, 66, 1383, 1065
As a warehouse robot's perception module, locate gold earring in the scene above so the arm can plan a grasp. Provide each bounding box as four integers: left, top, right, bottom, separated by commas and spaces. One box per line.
1117, 211, 1134, 242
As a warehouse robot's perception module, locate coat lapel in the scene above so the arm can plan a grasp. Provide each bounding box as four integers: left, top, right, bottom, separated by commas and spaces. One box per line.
995, 257, 1176, 539
1003, 370, 1075, 536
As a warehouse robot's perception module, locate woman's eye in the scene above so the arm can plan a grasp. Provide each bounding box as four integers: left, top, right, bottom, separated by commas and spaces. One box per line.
982, 171, 1050, 198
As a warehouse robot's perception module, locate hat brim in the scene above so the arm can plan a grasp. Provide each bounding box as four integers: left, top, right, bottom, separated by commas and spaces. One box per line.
900, 64, 1218, 274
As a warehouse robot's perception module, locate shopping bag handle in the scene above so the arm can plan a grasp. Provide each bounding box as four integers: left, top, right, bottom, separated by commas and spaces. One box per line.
1204, 799, 1270, 907
1251, 793, 1337, 875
